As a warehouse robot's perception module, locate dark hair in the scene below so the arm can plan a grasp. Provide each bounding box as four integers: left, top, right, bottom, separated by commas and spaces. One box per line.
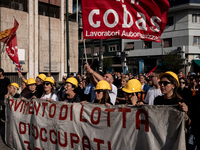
94, 90, 111, 104
42, 82, 55, 98
179, 77, 186, 82
0, 68, 4, 75
161, 75, 183, 102
65, 82, 76, 89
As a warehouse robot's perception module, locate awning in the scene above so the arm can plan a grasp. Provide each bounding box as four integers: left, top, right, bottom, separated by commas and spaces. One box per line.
194, 60, 200, 67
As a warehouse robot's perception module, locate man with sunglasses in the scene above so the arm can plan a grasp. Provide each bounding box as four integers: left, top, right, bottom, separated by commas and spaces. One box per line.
84, 63, 117, 105
144, 70, 163, 105
177, 77, 192, 106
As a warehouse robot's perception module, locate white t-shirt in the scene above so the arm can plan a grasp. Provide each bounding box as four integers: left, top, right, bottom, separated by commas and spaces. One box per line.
109, 84, 117, 105
144, 87, 162, 105
41, 93, 58, 101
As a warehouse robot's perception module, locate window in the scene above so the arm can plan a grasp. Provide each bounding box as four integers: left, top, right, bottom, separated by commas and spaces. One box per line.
143, 41, 152, 49
194, 37, 200, 46
125, 42, 134, 50
163, 38, 172, 47
192, 14, 200, 23
0, 0, 28, 12
38, 2, 60, 18
109, 44, 120, 52
166, 16, 174, 26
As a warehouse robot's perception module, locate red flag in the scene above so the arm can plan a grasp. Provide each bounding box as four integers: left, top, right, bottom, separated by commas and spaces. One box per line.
1, 19, 21, 72
0, 19, 19, 43
147, 66, 157, 77
6, 32, 21, 72
81, 0, 170, 42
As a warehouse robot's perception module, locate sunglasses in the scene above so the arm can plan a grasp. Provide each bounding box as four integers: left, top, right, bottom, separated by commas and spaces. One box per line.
158, 81, 171, 86
95, 90, 104, 94
180, 82, 185, 84
43, 82, 51, 86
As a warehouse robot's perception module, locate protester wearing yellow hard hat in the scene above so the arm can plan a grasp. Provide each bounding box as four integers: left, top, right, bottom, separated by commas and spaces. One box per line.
65, 77, 78, 88
21, 78, 39, 100
64, 77, 81, 103
36, 74, 46, 98
93, 80, 112, 105
41, 77, 58, 102
154, 71, 189, 125
5, 83, 20, 98
122, 79, 143, 105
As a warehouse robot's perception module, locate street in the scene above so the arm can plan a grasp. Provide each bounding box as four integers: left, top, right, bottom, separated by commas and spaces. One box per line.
0, 120, 11, 150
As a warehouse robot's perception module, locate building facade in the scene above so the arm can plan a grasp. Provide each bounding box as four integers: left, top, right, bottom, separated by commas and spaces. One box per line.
0, 0, 78, 83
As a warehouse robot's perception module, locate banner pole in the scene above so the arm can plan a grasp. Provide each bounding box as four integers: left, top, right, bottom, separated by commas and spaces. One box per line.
83, 39, 88, 64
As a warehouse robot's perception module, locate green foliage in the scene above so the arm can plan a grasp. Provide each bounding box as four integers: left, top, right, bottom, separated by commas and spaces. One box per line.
159, 52, 183, 74
103, 57, 113, 71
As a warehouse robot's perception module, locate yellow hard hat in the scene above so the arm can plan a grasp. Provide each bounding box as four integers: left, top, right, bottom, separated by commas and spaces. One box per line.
43, 77, 55, 85
94, 80, 111, 90
27, 78, 37, 85
159, 71, 180, 88
8, 83, 19, 90
122, 79, 142, 93
37, 74, 46, 81
65, 77, 78, 87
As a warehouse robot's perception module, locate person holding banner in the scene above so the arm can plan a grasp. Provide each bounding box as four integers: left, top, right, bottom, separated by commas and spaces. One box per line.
64, 77, 81, 103
4, 83, 20, 99
40, 77, 58, 102
93, 80, 112, 105
122, 79, 144, 106
154, 71, 190, 122
21, 78, 40, 100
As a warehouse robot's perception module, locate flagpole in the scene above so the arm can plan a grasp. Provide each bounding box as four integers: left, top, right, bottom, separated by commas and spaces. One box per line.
66, 0, 70, 77
0, 43, 6, 59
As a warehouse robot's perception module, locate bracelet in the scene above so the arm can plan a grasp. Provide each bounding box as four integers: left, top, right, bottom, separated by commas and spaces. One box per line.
185, 115, 189, 121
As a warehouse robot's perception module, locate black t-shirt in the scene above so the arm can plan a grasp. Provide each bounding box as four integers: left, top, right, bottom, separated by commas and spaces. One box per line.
0, 77, 10, 100
154, 95, 181, 105
190, 94, 200, 136
116, 89, 126, 105
23, 91, 40, 99
65, 93, 81, 103
13, 93, 20, 98
37, 84, 44, 98
177, 87, 192, 106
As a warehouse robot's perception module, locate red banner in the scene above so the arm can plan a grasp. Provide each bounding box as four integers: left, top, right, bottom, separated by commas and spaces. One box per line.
82, 0, 170, 42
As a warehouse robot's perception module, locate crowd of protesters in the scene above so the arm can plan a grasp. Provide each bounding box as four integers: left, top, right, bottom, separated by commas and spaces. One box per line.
0, 66, 200, 149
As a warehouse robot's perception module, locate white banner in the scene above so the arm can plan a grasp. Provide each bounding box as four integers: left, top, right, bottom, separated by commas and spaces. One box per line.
5, 98, 186, 150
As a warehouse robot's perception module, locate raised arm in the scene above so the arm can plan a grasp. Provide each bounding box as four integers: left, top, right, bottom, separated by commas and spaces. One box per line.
18, 72, 26, 82
84, 63, 104, 86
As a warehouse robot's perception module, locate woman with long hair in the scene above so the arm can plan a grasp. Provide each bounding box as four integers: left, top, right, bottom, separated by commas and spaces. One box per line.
154, 71, 190, 122
93, 80, 112, 106
41, 77, 58, 102
5, 83, 20, 98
